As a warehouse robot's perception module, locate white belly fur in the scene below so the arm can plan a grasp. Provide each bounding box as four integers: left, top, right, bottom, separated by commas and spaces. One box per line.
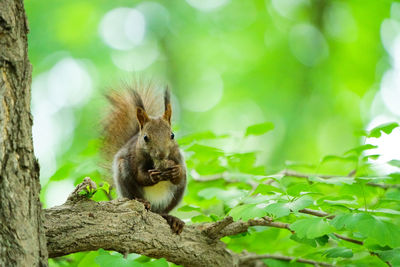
143, 181, 175, 211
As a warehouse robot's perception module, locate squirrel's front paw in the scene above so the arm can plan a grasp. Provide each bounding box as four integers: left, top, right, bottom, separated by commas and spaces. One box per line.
165, 165, 182, 184
149, 167, 181, 184
148, 169, 163, 183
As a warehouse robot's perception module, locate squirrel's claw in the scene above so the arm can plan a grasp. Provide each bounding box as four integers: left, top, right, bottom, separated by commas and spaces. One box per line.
149, 167, 181, 184
134, 198, 151, 211
161, 214, 185, 234
148, 169, 163, 183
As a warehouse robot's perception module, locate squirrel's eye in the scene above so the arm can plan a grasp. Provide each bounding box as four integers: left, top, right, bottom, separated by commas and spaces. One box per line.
171, 133, 175, 140
143, 135, 149, 142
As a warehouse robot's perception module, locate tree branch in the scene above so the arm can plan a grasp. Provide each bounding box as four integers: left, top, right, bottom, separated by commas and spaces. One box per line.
44, 179, 338, 267
219, 216, 363, 246
45, 197, 236, 266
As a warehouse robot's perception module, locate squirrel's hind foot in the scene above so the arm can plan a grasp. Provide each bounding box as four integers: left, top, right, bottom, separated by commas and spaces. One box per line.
134, 197, 151, 211
161, 214, 185, 234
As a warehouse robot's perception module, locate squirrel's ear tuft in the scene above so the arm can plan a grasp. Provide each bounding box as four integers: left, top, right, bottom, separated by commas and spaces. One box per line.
137, 107, 150, 129
163, 87, 172, 124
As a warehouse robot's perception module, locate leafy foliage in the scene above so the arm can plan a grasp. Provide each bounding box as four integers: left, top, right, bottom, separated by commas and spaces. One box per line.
176, 122, 400, 266
244, 122, 275, 137
47, 121, 399, 266
360, 122, 400, 138
47, 121, 400, 266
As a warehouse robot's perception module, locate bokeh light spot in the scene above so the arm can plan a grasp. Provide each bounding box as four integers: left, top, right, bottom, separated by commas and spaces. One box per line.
137, 2, 170, 38
47, 58, 93, 109
271, 0, 310, 19
183, 69, 223, 112
186, 0, 230, 12
380, 69, 400, 116
45, 179, 75, 207
289, 23, 329, 66
99, 8, 145, 50
323, 2, 357, 42
380, 18, 400, 56
111, 41, 159, 72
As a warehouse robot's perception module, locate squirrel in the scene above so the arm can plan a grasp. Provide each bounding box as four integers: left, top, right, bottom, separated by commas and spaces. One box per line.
101, 83, 186, 234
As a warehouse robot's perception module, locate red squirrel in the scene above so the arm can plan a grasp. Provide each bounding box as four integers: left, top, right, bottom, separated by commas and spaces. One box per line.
101, 84, 186, 234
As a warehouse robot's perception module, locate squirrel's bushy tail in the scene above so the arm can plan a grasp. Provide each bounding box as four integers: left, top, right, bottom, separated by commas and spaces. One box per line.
101, 82, 164, 164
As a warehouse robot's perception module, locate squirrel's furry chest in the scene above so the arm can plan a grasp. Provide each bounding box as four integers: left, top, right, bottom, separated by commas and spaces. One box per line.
143, 181, 176, 212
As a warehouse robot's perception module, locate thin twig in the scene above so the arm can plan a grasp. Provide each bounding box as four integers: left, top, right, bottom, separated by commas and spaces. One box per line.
219, 216, 363, 246
366, 182, 400, 189
218, 216, 291, 238
299, 208, 336, 219
333, 233, 363, 245
240, 253, 334, 267
282, 170, 337, 179
371, 252, 393, 267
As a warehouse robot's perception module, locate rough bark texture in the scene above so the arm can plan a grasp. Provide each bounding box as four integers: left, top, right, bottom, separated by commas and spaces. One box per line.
45, 197, 237, 267
43, 179, 338, 267
0, 1, 48, 266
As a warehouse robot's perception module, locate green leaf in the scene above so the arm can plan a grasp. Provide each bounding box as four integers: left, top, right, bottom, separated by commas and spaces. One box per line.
290, 218, 335, 239
77, 251, 101, 267
321, 154, 358, 164
245, 122, 274, 136
362, 154, 380, 161
377, 248, 400, 266
344, 144, 377, 156
368, 122, 399, 138
286, 195, 313, 212
80, 139, 101, 157
252, 184, 283, 195
99, 182, 110, 194
95, 253, 141, 267
290, 234, 329, 247
178, 131, 227, 146
241, 194, 275, 205
285, 182, 312, 196
191, 215, 213, 223
144, 258, 169, 267
186, 144, 224, 156
229, 204, 269, 221
265, 203, 290, 218
178, 205, 201, 212
331, 213, 400, 248
322, 247, 353, 258
227, 152, 265, 174
388, 159, 400, 168
79, 185, 97, 198
49, 162, 75, 181
198, 187, 246, 204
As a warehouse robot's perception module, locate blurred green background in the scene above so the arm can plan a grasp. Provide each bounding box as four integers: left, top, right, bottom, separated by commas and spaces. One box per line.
26, 0, 399, 214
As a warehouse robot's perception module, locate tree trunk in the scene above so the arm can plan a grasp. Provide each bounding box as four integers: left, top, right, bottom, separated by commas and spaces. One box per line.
0, 1, 48, 266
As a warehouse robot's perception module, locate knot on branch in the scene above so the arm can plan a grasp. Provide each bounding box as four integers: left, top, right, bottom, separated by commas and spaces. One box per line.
67, 177, 97, 202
